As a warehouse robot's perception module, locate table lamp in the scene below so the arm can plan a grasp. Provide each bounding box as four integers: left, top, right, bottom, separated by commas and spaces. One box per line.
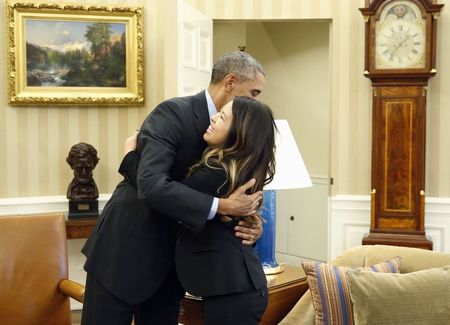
254, 120, 312, 274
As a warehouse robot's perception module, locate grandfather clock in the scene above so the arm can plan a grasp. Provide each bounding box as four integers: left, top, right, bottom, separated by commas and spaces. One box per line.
359, 0, 443, 249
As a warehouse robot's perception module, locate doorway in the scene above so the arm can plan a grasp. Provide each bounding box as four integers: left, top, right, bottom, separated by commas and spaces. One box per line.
214, 21, 331, 262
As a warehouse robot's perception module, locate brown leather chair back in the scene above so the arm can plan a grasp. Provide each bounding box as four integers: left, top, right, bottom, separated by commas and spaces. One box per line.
0, 213, 71, 325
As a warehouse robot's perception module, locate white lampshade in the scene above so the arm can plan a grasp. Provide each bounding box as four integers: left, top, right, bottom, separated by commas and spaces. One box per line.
265, 120, 312, 190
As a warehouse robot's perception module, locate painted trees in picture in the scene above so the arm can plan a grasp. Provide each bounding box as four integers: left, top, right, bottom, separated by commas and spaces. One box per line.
25, 20, 126, 87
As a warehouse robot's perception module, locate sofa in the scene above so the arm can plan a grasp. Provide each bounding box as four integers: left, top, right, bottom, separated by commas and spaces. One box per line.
279, 244, 450, 325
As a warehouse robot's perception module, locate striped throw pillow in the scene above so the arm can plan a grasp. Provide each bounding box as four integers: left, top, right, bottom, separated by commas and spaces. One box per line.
301, 256, 401, 325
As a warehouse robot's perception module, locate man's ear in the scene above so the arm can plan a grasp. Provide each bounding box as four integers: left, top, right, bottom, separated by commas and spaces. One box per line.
223, 73, 238, 91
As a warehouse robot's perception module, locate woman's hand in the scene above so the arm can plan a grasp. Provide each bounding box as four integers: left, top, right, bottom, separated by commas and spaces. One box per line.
234, 215, 264, 245
124, 130, 139, 155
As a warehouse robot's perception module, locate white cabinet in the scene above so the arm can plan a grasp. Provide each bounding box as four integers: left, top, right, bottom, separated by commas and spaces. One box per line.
276, 176, 330, 264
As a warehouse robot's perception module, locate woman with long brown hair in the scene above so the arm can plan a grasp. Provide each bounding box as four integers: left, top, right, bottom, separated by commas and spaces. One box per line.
175, 96, 277, 324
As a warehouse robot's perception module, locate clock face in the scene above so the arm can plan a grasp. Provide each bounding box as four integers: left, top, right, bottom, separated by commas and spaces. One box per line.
375, 1, 426, 69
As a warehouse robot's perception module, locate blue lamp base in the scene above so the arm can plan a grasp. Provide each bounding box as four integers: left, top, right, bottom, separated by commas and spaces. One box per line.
254, 190, 283, 275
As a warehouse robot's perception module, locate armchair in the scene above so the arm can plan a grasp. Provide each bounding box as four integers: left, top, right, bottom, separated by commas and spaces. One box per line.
0, 213, 84, 325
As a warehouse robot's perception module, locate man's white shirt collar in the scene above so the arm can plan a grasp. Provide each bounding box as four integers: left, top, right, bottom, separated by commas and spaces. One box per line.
205, 89, 217, 119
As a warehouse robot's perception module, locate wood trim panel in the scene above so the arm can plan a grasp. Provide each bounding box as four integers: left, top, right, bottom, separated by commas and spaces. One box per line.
371, 85, 425, 233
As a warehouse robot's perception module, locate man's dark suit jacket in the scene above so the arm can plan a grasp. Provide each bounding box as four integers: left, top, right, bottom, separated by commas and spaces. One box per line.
175, 165, 267, 297
82, 92, 213, 304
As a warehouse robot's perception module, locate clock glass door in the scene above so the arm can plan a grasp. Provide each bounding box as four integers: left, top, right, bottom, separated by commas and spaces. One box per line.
375, 0, 426, 69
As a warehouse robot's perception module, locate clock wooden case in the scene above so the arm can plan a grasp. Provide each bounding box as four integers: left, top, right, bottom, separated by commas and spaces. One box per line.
359, 0, 443, 249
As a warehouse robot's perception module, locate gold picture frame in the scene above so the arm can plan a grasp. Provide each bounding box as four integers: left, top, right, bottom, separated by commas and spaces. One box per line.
6, 0, 144, 105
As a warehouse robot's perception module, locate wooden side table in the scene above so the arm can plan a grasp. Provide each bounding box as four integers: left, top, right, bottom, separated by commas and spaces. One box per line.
65, 218, 97, 239
178, 264, 308, 325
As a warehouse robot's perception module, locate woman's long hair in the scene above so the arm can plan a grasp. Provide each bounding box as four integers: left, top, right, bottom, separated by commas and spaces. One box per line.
191, 96, 277, 207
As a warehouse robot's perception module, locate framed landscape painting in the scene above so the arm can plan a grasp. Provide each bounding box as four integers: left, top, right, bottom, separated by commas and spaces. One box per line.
6, 1, 144, 105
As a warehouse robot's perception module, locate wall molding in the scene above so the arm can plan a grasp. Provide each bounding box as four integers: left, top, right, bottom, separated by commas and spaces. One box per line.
331, 195, 450, 260
0, 194, 111, 216
4, 194, 449, 255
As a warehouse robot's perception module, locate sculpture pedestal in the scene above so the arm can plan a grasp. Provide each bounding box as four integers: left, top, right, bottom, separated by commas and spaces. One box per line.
68, 199, 99, 220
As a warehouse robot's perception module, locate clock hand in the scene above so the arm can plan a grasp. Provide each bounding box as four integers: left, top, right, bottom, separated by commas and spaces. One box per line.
391, 34, 411, 57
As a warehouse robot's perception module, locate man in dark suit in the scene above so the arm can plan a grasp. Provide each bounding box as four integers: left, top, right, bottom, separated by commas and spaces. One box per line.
81, 51, 266, 325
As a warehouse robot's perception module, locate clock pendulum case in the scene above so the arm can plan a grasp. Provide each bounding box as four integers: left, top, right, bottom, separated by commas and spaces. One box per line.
359, 0, 444, 249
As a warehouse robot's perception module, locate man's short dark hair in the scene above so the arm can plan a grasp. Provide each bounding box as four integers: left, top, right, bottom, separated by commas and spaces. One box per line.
210, 51, 265, 84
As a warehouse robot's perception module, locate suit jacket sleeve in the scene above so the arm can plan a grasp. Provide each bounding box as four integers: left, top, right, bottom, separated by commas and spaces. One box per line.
132, 100, 213, 234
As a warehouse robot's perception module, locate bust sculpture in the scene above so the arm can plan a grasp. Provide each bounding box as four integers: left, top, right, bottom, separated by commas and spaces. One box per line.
66, 142, 99, 200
